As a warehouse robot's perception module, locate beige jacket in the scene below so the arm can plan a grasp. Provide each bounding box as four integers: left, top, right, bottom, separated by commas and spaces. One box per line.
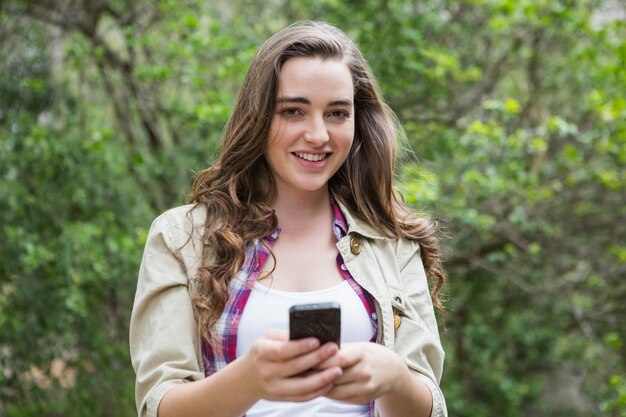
130, 202, 447, 417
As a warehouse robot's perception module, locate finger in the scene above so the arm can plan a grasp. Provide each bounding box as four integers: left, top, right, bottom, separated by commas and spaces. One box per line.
255, 336, 321, 363
263, 329, 289, 341
324, 382, 371, 404
270, 366, 343, 402
277, 343, 340, 378
326, 364, 360, 386
316, 346, 360, 370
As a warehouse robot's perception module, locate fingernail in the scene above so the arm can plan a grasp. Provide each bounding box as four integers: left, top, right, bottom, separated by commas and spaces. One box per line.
326, 344, 337, 354
309, 339, 319, 349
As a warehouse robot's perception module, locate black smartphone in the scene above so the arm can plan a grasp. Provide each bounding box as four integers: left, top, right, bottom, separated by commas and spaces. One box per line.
289, 302, 341, 345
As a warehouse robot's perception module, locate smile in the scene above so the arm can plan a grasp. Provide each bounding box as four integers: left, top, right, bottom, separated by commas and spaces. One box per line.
293, 152, 329, 162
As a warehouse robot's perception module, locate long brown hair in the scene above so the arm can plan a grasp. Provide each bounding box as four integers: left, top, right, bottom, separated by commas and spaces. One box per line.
189, 21, 446, 346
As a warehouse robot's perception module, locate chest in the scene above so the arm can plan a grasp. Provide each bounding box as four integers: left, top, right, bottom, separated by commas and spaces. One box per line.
259, 231, 344, 291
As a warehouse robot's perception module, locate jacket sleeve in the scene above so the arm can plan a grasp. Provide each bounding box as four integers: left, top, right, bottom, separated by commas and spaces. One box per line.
129, 210, 205, 417
393, 239, 448, 417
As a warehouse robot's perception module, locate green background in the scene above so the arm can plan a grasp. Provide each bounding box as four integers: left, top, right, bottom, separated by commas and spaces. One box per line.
1, 0, 625, 416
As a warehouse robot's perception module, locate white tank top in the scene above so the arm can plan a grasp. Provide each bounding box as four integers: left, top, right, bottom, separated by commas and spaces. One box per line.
237, 281, 374, 417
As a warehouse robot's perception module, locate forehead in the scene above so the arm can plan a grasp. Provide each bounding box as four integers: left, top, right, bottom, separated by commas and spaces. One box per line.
277, 57, 354, 99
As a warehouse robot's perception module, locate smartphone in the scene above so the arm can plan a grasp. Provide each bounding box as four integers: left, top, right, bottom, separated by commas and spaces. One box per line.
289, 302, 341, 345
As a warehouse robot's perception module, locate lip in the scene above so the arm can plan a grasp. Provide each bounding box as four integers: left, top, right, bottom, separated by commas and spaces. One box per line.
292, 151, 331, 161
291, 151, 331, 167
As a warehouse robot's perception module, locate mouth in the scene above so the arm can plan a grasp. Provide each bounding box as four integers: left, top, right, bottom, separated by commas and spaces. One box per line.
293, 152, 329, 162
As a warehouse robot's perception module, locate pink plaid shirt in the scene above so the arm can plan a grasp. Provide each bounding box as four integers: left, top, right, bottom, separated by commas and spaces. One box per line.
202, 199, 378, 415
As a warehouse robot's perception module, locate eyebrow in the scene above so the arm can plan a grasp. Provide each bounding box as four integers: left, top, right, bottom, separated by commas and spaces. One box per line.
275, 96, 353, 107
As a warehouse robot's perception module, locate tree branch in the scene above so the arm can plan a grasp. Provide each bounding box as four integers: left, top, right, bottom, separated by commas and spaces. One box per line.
449, 37, 523, 122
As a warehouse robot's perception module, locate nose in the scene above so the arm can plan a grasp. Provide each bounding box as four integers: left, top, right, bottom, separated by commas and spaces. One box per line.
303, 114, 329, 145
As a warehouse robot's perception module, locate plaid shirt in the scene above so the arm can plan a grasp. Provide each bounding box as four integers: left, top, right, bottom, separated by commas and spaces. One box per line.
202, 200, 378, 415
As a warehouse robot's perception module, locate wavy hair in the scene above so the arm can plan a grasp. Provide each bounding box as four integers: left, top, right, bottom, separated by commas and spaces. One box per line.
188, 21, 446, 347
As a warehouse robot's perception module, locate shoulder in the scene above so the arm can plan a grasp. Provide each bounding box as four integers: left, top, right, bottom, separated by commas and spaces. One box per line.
392, 238, 421, 270
153, 204, 206, 227
147, 204, 207, 252
142, 204, 212, 281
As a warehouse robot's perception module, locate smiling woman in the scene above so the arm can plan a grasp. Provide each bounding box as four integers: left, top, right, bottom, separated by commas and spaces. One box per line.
266, 57, 355, 199
129, 20, 448, 417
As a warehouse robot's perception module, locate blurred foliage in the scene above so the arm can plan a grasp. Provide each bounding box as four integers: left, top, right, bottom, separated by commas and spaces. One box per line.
0, 0, 625, 416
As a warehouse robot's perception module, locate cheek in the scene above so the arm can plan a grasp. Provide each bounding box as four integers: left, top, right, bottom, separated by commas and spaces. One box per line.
268, 113, 290, 136
265, 129, 287, 162
339, 126, 355, 151
269, 121, 298, 147
336, 137, 354, 168
266, 119, 280, 144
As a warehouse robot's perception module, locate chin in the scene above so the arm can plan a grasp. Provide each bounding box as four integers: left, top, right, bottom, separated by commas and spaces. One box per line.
294, 182, 330, 193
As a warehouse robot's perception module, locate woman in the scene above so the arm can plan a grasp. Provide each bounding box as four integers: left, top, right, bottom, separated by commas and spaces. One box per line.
130, 21, 447, 417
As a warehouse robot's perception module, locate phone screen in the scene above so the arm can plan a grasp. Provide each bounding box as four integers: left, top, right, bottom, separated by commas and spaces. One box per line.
289, 302, 341, 345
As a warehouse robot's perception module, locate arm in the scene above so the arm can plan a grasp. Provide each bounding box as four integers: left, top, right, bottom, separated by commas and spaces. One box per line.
319, 237, 446, 417
130, 210, 343, 417
320, 342, 433, 417
129, 210, 205, 417
389, 239, 447, 417
159, 331, 343, 417
375, 368, 433, 417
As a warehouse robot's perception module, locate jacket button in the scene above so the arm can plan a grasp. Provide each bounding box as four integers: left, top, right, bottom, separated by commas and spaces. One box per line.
350, 237, 362, 255
394, 314, 402, 330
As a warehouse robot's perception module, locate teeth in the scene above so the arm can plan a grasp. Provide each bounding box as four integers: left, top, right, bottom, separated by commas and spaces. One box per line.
294, 152, 327, 162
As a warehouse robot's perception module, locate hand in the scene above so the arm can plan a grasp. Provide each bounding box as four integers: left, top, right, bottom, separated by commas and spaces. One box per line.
317, 342, 409, 404
239, 330, 343, 402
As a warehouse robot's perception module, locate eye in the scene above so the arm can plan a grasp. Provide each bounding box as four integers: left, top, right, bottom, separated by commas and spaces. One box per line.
328, 110, 350, 119
280, 108, 303, 117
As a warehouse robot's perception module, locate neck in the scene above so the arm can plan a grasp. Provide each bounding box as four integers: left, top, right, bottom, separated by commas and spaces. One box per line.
272, 187, 332, 233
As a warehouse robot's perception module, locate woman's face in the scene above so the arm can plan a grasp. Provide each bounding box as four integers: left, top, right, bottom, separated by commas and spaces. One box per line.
265, 56, 355, 199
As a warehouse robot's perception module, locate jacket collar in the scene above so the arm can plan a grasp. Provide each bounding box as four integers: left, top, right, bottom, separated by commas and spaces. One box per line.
334, 198, 387, 240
